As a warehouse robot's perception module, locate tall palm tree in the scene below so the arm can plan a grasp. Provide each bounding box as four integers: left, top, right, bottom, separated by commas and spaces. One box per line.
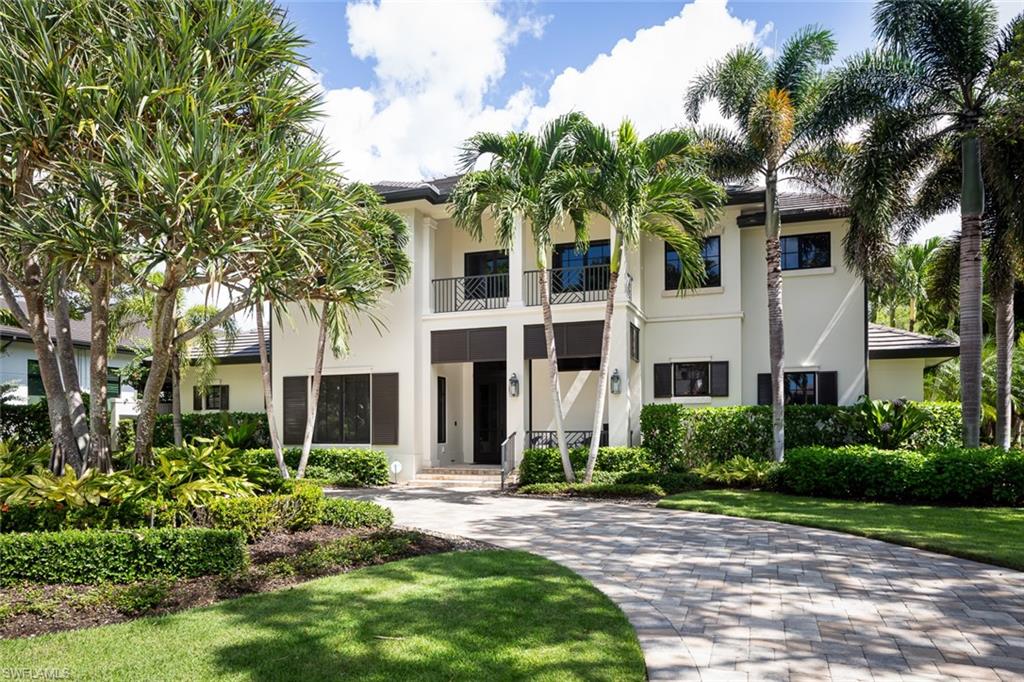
562, 119, 724, 483
817, 0, 1021, 446
871, 238, 944, 330
450, 114, 588, 483
685, 26, 838, 461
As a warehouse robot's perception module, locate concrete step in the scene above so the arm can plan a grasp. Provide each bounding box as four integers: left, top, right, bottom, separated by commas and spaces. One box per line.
403, 478, 505, 489
415, 473, 504, 482
420, 467, 502, 476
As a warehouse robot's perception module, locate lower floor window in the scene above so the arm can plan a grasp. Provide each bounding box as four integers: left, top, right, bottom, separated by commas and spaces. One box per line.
757, 371, 837, 405
27, 359, 43, 397
674, 363, 709, 397
784, 372, 816, 405
315, 374, 371, 444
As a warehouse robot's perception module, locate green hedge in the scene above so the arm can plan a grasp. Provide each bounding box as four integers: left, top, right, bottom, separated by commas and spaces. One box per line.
517, 482, 666, 498
0, 401, 52, 447
640, 402, 962, 466
204, 482, 325, 541
0, 527, 246, 585
780, 445, 1024, 506
246, 448, 389, 487
518, 447, 655, 485
116, 412, 271, 450
320, 498, 394, 529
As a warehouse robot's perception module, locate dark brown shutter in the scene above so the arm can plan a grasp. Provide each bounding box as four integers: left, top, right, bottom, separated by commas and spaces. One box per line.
432, 327, 506, 363
710, 362, 729, 397
193, 387, 202, 411
654, 363, 672, 398
282, 376, 307, 445
523, 325, 547, 359
468, 327, 506, 362
564, 321, 603, 358
817, 371, 838, 405
630, 324, 640, 363
431, 329, 466, 363
220, 386, 230, 411
757, 373, 771, 405
371, 373, 399, 445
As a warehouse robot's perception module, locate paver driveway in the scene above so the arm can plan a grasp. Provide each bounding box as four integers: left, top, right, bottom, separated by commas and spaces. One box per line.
338, 487, 1024, 681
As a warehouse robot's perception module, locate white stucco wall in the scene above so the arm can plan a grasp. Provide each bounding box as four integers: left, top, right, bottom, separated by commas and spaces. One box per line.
868, 358, 935, 402
180, 362, 265, 413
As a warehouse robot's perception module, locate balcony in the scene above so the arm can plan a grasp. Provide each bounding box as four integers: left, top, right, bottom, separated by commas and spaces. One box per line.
524, 265, 631, 306
432, 273, 509, 313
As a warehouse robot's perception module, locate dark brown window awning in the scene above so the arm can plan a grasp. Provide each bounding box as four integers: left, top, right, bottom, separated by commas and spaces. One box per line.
431, 327, 507, 363
524, 321, 603, 360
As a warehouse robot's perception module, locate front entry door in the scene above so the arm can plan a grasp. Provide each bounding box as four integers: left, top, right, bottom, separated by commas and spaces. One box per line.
473, 361, 506, 464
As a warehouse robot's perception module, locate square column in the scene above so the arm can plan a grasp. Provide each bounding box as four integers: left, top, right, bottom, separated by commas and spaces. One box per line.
606, 306, 633, 447
507, 213, 526, 308
505, 320, 526, 465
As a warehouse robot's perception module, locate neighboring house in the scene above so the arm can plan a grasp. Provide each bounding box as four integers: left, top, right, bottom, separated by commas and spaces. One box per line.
0, 306, 141, 419
180, 330, 267, 414
265, 176, 959, 479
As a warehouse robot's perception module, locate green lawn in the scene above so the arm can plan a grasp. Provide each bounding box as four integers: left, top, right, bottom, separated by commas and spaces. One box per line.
0, 551, 645, 682
659, 490, 1024, 571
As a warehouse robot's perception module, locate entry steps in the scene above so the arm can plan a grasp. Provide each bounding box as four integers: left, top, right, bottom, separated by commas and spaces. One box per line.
405, 465, 512, 489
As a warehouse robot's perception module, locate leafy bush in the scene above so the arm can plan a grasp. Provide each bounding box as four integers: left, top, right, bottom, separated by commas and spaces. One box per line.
246, 448, 389, 487
266, 531, 414, 578
640, 402, 962, 466
516, 482, 666, 498
203, 480, 326, 540
0, 527, 246, 585
320, 498, 393, 529
0, 401, 53, 447
614, 470, 702, 494
841, 396, 929, 449
101, 578, 172, 614
0, 439, 50, 476
693, 456, 779, 489
518, 447, 655, 485
780, 445, 1024, 506
116, 412, 271, 450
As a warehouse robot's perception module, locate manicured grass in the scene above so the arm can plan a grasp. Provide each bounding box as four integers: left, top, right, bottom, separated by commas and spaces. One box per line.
0, 550, 645, 682
659, 489, 1024, 571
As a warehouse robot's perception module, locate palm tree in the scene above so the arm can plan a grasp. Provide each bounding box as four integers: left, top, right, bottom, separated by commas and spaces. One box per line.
563, 119, 724, 483
685, 26, 838, 461
817, 0, 1021, 447
871, 238, 943, 330
450, 114, 589, 483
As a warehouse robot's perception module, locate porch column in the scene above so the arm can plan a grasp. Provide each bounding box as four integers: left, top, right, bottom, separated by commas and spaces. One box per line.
505, 320, 526, 465
507, 213, 525, 308
606, 306, 632, 447
414, 214, 437, 475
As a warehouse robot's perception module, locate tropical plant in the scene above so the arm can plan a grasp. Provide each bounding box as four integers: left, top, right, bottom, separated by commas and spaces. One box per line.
0, 439, 50, 478
841, 396, 929, 449
870, 238, 944, 331
817, 0, 1023, 447
450, 113, 590, 482
561, 119, 724, 482
686, 25, 838, 462
693, 456, 777, 489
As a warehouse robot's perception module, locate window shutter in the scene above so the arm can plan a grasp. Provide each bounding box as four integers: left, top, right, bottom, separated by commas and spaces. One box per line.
282, 376, 307, 445
220, 385, 230, 411
193, 387, 202, 411
653, 363, 672, 398
371, 373, 399, 445
817, 371, 838, 405
710, 362, 729, 397
757, 373, 771, 405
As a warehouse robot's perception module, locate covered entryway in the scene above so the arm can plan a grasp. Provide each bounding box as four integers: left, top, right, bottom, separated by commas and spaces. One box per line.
473, 361, 506, 463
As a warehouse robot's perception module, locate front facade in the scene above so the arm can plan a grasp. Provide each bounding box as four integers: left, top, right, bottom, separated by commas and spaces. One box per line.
261, 177, 951, 480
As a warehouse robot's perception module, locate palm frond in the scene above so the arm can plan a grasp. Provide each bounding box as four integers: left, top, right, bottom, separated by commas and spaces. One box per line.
685, 45, 769, 124
772, 25, 837, 104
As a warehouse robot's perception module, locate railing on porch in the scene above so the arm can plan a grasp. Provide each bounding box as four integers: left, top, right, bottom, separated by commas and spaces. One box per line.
523, 266, 632, 306
432, 273, 509, 313
526, 425, 609, 449
500, 431, 517, 490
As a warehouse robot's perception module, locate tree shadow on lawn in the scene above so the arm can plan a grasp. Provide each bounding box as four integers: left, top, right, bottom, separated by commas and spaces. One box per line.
209, 549, 646, 682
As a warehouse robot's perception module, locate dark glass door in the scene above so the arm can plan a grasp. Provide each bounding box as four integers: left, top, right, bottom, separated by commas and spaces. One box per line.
473, 361, 506, 464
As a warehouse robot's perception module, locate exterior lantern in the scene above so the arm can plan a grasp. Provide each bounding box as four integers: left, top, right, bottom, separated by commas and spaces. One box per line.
509, 372, 520, 397
610, 369, 622, 395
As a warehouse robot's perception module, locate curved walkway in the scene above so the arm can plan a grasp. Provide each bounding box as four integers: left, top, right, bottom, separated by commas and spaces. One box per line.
338, 487, 1024, 681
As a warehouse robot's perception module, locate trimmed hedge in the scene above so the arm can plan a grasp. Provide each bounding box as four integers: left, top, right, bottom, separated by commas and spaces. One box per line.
640, 402, 962, 466
204, 482, 325, 541
320, 498, 394, 529
0, 527, 246, 585
247, 448, 389, 487
517, 482, 666, 498
116, 412, 271, 450
0, 401, 52, 447
780, 445, 1024, 506
518, 447, 655, 485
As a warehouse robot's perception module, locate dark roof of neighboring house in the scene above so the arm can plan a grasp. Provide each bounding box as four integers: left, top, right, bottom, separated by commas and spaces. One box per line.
868, 324, 960, 359
370, 175, 849, 225
0, 303, 145, 352
188, 329, 268, 365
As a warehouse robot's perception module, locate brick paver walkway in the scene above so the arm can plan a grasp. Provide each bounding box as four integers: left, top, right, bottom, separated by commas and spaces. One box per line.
338, 487, 1024, 681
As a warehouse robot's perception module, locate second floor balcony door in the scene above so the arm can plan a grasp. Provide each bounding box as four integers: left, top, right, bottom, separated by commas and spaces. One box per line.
464, 250, 509, 301
551, 239, 610, 302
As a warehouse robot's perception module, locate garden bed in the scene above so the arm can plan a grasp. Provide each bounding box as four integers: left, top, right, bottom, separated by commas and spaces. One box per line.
0, 526, 485, 639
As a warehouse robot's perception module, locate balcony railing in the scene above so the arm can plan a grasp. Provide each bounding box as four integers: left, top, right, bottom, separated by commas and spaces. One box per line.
432, 274, 509, 313
526, 426, 609, 449
524, 266, 632, 306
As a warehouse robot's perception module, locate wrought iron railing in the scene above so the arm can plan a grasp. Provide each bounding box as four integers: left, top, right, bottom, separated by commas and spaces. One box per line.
500, 431, 517, 490
526, 426, 609, 449
432, 273, 509, 313
524, 266, 632, 306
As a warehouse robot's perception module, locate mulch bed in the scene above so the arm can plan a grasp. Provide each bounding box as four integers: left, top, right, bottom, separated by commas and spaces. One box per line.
0, 527, 483, 639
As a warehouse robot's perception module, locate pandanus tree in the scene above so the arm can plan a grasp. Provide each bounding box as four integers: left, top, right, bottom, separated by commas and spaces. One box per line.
450, 114, 589, 483
816, 0, 1022, 446
562, 119, 724, 483
685, 26, 838, 462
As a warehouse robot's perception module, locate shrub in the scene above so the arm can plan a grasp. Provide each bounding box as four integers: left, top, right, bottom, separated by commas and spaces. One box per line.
0, 527, 246, 585
841, 396, 929, 449
0, 401, 53, 447
204, 480, 326, 540
516, 482, 666, 498
517, 447, 655, 485
613, 471, 702, 494
117, 412, 271, 450
320, 498, 393, 529
694, 456, 780, 489
246, 448, 389, 487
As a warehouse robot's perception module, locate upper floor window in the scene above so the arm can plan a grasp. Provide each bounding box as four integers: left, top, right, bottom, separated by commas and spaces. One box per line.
781, 232, 830, 270
463, 250, 509, 299
552, 240, 610, 293
653, 361, 729, 398
665, 236, 721, 290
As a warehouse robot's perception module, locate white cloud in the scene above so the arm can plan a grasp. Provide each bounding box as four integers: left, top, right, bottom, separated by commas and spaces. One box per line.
312, 0, 764, 182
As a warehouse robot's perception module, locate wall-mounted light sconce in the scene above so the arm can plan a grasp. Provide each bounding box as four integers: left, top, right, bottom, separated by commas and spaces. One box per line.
610, 368, 622, 395
509, 372, 520, 397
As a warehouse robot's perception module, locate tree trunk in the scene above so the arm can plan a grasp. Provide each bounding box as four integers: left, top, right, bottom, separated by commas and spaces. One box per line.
171, 349, 183, 447
88, 265, 114, 472
994, 283, 1013, 450
255, 304, 289, 478
133, 286, 177, 464
298, 302, 329, 479
53, 278, 89, 473
765, 174, 786, 462
583, 233, 622, 483
537, 261, 573, 483
959, 136, 984, 448
908, 297, 917, 333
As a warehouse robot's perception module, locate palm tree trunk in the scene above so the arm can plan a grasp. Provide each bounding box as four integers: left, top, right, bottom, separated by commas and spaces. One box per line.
88, 265, 114, 472
583, 233, 622, 483
994, 283, 1013, 450
298, 302, 329, 479
52, 276, 89, 473
959, 136, 984, 448
255, 304, 289, 478
765, 175, 786, 462
134, 285, 177, 465
170, 349, 183, 447
908, 297, 917, 333
536, 262, 573, 482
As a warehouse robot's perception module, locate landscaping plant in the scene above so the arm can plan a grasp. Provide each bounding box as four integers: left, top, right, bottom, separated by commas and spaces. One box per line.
841, 396, 929, 449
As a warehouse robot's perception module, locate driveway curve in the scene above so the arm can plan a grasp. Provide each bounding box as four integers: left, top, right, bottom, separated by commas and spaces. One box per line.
338, 487, 1024, 681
